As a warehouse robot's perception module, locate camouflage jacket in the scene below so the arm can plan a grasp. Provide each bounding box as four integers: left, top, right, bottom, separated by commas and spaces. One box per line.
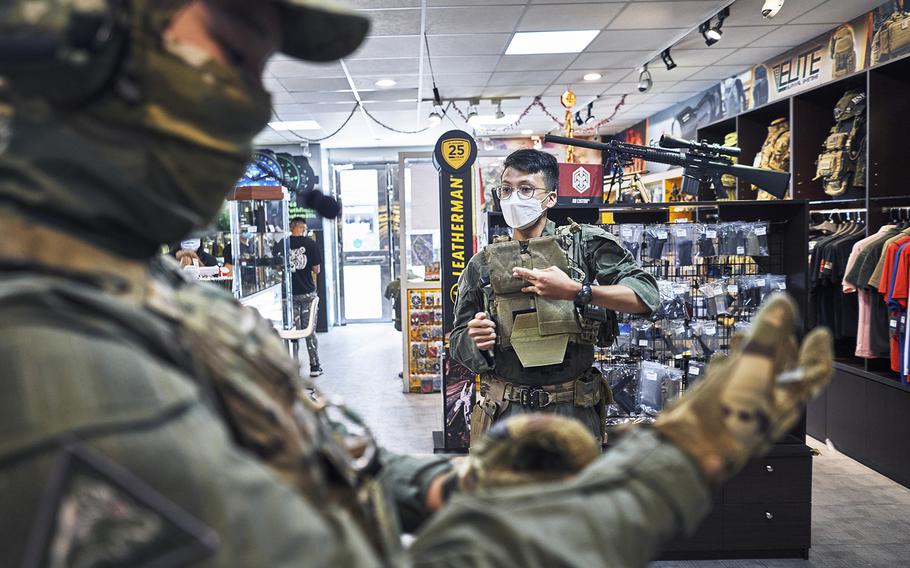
450, 220, 659, 386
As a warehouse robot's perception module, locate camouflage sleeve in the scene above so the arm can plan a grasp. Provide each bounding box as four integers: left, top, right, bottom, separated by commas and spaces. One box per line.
448, 253, 492, 374
406, 429, 711, 568
584, 226, 659, 314
0, 324, 381, 568
379, 450, 454, 533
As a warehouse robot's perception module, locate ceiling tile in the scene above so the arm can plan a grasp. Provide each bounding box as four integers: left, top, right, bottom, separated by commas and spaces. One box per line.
543, 84, 608, 96
665, 48, 737, 67
663, 79, 722, 93
517, 3, 625, 32
487, 70, 562, 86
554, 68, 629, 85
361, 101, 420, 111
588, 29, 688, 52
424, 72, 493, 88
271, 91, 298, 104
437, 86, 493, 98
431, 55, 503, 73
426, 34, 512, 56
348, 35, 420, 58
280, 77, 352, 92
266, 60, 345, 79
291, 91, 359, 103
570, 50, 652, 69
685, 64, 749, 81
482, 85, 552, 97
427, 0, 526, 5
608, 1, 726, 30
357, 8, 421, 35
358, 88, 420, 101
344, 0, 421, 8
789, 0, 880, 25
495, 53, 579, 72
602, 80, 674, 95
426, 6, 524, 34
343, 58, 420, 76
746, 23, 836, 48
714, 46, 791, 67
355, 76, 421, 90
641, 65, 702, 82
721, 0, 826, 27
675, 26, 780, 49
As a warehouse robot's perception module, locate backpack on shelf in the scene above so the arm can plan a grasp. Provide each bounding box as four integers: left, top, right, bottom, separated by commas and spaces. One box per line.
755, 118, 790, 200
814, 90, 866, 197
872, 10, 910, 65
829, 24, 856, 79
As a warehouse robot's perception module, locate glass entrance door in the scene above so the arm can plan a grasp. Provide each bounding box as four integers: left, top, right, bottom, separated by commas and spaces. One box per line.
336, 165, 396, 323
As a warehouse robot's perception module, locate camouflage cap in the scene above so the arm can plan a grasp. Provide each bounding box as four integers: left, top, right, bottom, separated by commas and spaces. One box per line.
273, 0, 370, 62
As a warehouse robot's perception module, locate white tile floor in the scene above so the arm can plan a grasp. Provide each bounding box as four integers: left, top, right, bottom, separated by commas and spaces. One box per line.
311, 322, 910, 567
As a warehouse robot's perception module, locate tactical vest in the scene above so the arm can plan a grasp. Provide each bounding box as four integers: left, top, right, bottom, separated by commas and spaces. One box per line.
814, 90, 866, 197
720, 131, 738, 198
482, 223, 612, 368
0, 215, 400, 559
872, 10, 910, 65
756, 118, 790, 201
829, 25, 856, 80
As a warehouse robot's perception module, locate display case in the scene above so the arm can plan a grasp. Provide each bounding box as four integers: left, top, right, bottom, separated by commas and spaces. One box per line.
227, 185, 292, 328
398, 154, 443, 392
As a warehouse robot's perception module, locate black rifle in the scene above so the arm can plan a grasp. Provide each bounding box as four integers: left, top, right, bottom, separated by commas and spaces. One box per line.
544, 134, 791, 200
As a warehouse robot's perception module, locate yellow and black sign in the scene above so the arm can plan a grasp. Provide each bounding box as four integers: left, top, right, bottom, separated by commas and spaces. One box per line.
434, 131, 477, 451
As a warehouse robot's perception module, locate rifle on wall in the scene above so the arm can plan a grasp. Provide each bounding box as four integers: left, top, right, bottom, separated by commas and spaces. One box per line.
544, 134, 791, 200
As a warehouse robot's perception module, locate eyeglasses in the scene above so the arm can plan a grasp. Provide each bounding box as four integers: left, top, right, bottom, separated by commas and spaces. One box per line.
493, 184, 550, 200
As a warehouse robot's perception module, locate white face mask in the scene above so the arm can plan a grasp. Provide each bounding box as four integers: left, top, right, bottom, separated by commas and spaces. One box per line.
181, 239, 201, 251
500, 194, 550, 229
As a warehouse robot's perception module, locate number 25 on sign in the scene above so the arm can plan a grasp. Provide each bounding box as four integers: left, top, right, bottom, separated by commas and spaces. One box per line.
442, 138, 471, 170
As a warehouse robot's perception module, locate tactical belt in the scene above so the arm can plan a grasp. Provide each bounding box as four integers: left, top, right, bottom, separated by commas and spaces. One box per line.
488, 375, 600, 410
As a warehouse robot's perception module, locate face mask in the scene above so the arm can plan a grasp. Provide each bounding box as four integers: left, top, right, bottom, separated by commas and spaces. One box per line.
0, 2, 272, 257
181, 239, 201, 251
500, 194, 550, 230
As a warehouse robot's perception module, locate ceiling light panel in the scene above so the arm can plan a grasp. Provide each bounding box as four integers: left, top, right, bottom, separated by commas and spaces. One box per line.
505, 30, 600, 55
516, 4, 624, 32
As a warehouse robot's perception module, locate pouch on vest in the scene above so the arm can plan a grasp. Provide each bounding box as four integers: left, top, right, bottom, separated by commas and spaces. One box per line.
510, 311, 570, 367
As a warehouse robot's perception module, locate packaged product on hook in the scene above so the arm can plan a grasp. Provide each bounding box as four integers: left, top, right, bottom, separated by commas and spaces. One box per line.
696, 224, 717, 258
700, 281, 729, 317
691, 319, 720, 359
638, 362, 684, 416
632, 319, 656, 355
619, 223, 644, 264
745, 221, 770, 257
668, 319, 692, 357
606, 365, 640, 417
671, 223, 696, 266
644, 225, 669, 262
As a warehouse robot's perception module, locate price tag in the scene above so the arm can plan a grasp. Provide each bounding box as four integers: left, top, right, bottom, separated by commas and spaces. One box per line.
728, 284, 739, 294
621, 226, 633, 237
736, 246, 745, 255
706, 230, 717, 239
676, 228, 688, 237
756, 278, 766, 287
639, 339, 650, 347
777, 281, 787, 290
890, 319, 898, 329
695, 296, 704, 306
755, 226, 767, 236
644, 371, 658, 381
688, 366, 701, 376
809, 241, 817, 251
705, 323, 717, 336
657, 230, 668, 240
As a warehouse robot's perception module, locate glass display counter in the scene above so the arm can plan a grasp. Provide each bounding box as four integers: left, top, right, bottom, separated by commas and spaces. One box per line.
227, 185, 292, 329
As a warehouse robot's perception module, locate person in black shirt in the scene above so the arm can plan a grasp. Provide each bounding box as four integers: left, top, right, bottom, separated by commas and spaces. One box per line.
276, 218, 323, 377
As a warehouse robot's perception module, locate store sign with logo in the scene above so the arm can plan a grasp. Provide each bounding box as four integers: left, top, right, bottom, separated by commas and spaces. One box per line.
556, 163, 604, 207
434, 130, 478, 451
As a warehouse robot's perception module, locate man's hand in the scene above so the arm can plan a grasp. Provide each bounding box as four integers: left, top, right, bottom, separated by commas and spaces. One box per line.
512, 266, 582, 301
467, 312, 496, 350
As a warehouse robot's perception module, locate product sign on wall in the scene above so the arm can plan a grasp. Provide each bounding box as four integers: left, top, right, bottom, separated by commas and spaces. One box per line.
434, 130, 477, 451
556, 163, 604, 207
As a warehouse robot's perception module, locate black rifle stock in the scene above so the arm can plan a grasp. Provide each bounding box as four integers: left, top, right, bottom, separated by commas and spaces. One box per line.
543, 134, 790, 199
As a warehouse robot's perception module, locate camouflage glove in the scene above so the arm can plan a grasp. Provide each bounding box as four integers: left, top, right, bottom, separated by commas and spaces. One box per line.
655, 293, 833, 485
457, 414, 601, 492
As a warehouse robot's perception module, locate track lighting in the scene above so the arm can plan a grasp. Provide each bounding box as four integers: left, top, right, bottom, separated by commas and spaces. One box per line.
700, 7, 729, 46
494, 99, 505, 120
638, 65, 652, 93
467, 100, 480, 127
661, 48, 677, 71
762, 0, 785, 19
428, 106, 442, 126
584, 102, 596, 125
574, 111, 584, 126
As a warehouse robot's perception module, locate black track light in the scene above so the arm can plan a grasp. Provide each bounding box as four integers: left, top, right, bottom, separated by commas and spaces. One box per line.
585, 102, 596, 125
661, 48, 677, 71
700, 7, 729, 46
574, 111, 584, 126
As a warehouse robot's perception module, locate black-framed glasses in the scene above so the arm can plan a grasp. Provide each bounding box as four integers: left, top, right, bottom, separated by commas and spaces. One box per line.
493, 184, 549, 200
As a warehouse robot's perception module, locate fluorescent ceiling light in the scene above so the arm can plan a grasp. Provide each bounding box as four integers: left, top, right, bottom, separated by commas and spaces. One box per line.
375, 78, 397, 87
268, 120, 321, 131
505, 30, 599, 55
472, 114, 518, 126
521, 129, 534, 135
583, 72, 602, 81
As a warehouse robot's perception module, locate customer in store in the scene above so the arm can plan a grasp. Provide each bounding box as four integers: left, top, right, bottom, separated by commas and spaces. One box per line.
274, 217, 323, 377
0, 2, 833, 567
171, 237, 219, 267
450, 149, 660, 446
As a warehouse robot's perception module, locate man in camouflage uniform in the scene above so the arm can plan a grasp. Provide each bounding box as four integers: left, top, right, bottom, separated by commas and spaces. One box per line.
0, 1, 833, 567
450, 149, 659, 445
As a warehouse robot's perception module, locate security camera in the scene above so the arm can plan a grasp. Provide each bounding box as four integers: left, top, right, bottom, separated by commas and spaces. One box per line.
761, 0, 785, 19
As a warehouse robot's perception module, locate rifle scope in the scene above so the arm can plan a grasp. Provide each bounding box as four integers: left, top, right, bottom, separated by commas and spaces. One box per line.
659, 134, 741, 158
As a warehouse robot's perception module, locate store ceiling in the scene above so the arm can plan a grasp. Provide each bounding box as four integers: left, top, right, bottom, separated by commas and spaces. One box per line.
254, 0, 879, 149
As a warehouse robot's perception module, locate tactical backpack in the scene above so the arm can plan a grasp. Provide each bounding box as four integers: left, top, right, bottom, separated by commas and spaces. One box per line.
872, 10, 910, 65
755, 118, 790, 200
829, 24, 856, 79
814, 90, 866, 197
752, 65, 769, 107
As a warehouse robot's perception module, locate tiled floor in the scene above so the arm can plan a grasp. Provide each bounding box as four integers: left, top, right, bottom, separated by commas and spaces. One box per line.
313, 323, 910, 567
